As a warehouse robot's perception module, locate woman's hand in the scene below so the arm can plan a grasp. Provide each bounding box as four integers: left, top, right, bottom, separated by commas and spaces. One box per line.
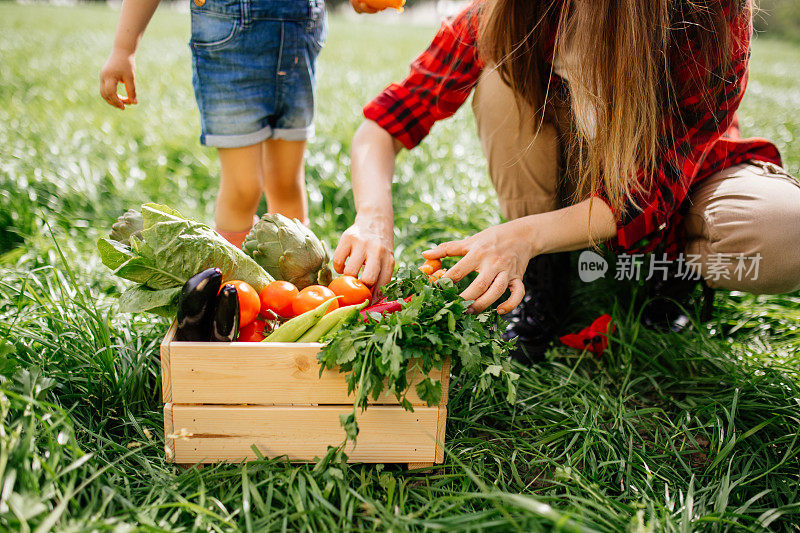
100, 48, 137, 110
333, 212, 395, 297
423, 218, 538, 314
349, 0, 379, 13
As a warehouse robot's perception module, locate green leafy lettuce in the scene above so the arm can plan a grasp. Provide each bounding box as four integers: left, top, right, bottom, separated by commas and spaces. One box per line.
98, 203, 273, 316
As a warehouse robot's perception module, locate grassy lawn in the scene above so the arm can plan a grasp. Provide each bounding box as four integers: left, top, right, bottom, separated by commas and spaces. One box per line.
1, 3, 800, 531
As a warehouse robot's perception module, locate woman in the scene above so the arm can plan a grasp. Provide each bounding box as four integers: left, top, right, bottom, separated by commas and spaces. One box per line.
335, 0, 800, 360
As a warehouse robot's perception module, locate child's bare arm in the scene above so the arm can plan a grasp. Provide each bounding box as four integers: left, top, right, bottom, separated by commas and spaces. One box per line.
99, 0, 161, 109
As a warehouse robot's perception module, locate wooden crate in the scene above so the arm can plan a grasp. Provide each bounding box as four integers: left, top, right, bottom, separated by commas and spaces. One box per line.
160, 323, 450, 467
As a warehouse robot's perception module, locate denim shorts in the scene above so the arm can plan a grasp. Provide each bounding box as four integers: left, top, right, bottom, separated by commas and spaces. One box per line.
190, 0, 326, 147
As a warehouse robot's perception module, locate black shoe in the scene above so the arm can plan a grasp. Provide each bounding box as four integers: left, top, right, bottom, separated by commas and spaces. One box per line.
504, 253, 571, 364
641, 266, 714, 332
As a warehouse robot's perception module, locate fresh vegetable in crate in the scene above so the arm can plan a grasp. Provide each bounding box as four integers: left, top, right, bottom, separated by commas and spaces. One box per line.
259, 280, 299, 319
293, 285, 339, 316
98, 203, 273, 317
212, 284, 240, 342
175, 268, 222, 341
318, 266, 519, 440
109, 209, 143, 246
263, 298, 339, 342
243, 214, 334, 290
328, 275, 371, 306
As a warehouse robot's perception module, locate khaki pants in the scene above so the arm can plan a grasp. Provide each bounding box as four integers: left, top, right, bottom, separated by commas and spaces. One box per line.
472, 69, 800, 294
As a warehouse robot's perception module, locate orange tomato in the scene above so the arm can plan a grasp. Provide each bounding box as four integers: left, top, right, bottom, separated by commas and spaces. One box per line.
259, 281, 299, 319
419, 258, 442, 275
293, 285, 339, 316
328, 275, 371, 306
363, 0, 405, 11
226, 280, 260, 327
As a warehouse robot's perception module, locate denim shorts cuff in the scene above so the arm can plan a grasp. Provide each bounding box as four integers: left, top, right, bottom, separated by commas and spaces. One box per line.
201, 124, 273, 148
272, 125, 314, 142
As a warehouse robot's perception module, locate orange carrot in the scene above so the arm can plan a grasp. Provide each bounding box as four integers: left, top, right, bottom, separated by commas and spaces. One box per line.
419, 258, 442, 275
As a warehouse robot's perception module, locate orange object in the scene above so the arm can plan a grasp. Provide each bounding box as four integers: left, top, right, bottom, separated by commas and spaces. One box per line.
419, 258, 442, 275
328, 275, 371, 307
429, 269, 447, 282
259, 281, 299, 319
293, 285, 340, 316
225, 280, 261, 327
363, 0, 405, 11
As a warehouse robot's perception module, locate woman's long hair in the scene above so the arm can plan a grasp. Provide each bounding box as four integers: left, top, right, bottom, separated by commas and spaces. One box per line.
478, 0, 748, 218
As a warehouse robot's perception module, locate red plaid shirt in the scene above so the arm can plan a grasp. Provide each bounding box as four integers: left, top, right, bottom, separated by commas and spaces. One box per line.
363, 1, 782, 255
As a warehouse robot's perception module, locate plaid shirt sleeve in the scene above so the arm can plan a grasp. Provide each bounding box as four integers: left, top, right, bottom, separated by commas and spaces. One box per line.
599, 10, 755, 251
363, 3, 484, 150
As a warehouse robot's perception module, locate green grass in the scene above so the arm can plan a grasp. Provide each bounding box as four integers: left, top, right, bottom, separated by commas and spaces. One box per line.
1, 3, 800, 531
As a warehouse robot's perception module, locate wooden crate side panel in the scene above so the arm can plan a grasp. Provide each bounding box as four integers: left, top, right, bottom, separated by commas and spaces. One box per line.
169, 405, 440, 463
160, 322, 177, 403
168, 343, 445, 406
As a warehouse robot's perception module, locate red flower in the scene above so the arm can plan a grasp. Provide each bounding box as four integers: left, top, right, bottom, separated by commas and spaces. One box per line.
559, 314, 615, 356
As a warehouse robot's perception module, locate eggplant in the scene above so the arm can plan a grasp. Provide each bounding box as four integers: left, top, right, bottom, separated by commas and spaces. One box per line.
212, 284, 240, 342
175, 268, 222, 341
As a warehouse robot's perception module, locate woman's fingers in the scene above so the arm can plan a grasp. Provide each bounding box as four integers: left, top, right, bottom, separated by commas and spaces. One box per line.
360, 245, 383, 286
469, 271, 510, 313
443, 251, 478, 283
423, 239, 468, 260
332, 237, 352, 274
343, 244, 367, 277
376, 254, 394, 291
459, 268, 496, 302
496, 278, 525, 315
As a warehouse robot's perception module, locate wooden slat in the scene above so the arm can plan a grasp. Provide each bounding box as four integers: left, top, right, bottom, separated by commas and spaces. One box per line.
163, 403, 175, 462
169, 405, 440, 464
168, 341, 443, 406
435, 406, 447, 464
160, 322, 177, 403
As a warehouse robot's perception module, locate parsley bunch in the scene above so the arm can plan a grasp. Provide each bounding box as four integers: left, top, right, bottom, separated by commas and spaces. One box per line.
317, 267, 519, 441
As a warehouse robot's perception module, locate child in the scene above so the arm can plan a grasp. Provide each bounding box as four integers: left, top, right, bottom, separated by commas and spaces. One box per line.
100, 0, 328, 247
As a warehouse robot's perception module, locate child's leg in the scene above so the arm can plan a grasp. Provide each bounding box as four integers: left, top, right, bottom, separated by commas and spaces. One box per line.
215, 144, 263, 247
262, 139, 309, 225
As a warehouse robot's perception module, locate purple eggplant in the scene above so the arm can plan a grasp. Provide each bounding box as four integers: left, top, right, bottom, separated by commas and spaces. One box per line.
175, 268, 222, 341
212, 284, 240, 342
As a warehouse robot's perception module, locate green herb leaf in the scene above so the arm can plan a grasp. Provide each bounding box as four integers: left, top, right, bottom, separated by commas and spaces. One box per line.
318, 267, 517, 441
415, 377, 442, 407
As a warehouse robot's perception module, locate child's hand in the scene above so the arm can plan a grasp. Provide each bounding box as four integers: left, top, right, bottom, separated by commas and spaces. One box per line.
99, 49, 137, 110
349, 0, 379, 14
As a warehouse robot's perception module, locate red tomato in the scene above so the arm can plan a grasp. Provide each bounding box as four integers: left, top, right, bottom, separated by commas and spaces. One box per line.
238, 319, 266, 342
226, 280, 260, 327
293, 285, 339, 316
259, 281, 299, 318
328, 275, 371, 306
